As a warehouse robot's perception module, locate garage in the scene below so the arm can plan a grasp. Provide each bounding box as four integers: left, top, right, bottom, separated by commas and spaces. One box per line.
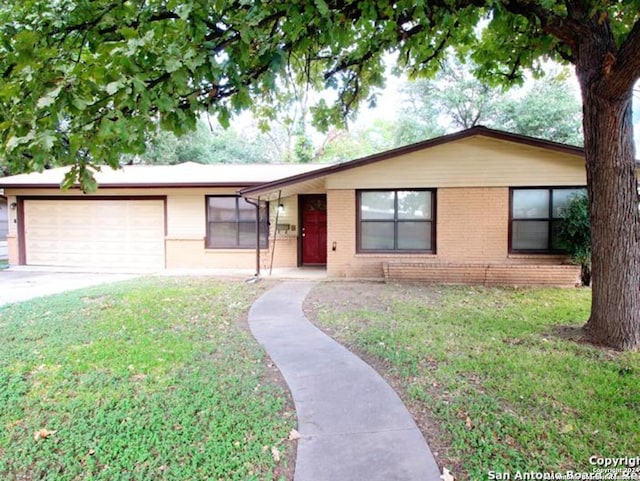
23, 199, 165, 269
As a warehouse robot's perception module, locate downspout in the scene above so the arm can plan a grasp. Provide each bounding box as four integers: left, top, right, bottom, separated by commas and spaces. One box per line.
269, 190, 282, 276
244, 196, 261, 280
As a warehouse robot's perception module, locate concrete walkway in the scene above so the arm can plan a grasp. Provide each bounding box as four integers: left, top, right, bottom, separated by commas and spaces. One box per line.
248, 282, 442, 481
0, 270, 139, 306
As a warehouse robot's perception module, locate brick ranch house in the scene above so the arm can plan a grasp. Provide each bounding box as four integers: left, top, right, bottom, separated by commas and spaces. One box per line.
0, 126, 591, 286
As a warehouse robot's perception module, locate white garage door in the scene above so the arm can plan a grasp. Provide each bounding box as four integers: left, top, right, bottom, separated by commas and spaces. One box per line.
24, 199, 165, 269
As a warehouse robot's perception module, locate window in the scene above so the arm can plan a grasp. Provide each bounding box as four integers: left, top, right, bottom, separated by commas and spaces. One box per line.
206, 196, 268, 249
358, 189, 435, 252
510, 187, 586, 252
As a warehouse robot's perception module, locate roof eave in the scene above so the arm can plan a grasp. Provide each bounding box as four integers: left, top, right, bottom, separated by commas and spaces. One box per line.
0, 182, 264, 190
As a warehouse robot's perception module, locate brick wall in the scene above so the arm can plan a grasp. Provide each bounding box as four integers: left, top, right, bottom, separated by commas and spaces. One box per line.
326, 187, 578, 286
437, 187, 508, 262
326, 189, 356, 277
383, 262, 581, 287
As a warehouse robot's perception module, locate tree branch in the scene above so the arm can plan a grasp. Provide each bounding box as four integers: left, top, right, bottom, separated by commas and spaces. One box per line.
554, 44, 574, 63
63, 1, 125, 34
323, 50, 375, 81
412, 28, 453, 73
610, 19, 640, 92
499, 0, 584, 50
96, 11, 181, 36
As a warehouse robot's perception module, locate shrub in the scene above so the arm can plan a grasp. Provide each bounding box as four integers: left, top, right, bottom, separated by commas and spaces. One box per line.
556, 193, 591, 285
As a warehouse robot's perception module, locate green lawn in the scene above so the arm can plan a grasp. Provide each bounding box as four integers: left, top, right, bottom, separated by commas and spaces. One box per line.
307, 283, 639, 480
0, 277, 294, 481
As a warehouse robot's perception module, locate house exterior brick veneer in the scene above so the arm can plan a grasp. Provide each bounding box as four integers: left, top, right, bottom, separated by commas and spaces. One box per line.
1, 127, 601, 286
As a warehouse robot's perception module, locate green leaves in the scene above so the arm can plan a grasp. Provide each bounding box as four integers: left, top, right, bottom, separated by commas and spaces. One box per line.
556, 193, 591, 285
493, 74, 583, 146
61, 162, 99, 193
35, 86, 62, 109
104, 81, 123, 96
13, 30, 38, 54
0, 0, 638, 191
314, 0, 331, 17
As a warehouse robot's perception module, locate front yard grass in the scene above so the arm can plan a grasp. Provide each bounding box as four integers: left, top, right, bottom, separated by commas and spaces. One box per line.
0, 277, 294, 480
305, 283, 639, 480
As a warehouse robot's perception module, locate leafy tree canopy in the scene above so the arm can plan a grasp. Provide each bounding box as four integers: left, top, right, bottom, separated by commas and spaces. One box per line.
1, 0, 634, 187
493, 74, 583, 145
401, 55, 505, 131
396, 60, 583, 146
130, 118, 280, 165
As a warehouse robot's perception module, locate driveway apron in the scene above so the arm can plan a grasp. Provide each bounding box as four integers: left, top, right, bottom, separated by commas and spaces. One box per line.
248, 281, 442, 481
0, 271, 138, 306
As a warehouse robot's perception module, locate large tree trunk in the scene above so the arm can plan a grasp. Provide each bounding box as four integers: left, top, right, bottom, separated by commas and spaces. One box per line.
577, 58, 640, 350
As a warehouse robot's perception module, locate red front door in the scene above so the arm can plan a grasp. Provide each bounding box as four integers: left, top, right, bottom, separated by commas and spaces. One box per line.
301, 195, 327, 265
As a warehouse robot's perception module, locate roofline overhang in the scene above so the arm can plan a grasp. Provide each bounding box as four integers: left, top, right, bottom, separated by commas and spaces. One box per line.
0, 182, 259, 190
239, 126, 588, 197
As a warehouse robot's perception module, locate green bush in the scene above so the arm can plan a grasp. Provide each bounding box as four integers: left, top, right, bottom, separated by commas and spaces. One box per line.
556, 193, 591, 285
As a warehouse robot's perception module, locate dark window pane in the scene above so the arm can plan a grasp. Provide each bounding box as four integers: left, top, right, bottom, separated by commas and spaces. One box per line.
550, 220, 569, 251
238, 198, 257, 221
234, 222, 270, 248
398, 191, 431, 220
209, 222, 237, 247
361, 222, 394, 250
208, 197, 237, 221
512, 221, 549, 250
207, 196, 269, 248
359, 190, 435, 252
361, 191, 395, 220
513, 190, 549, 219
238, 222, 257, 247
552, 188, 586, 218
397, 221, 432, 250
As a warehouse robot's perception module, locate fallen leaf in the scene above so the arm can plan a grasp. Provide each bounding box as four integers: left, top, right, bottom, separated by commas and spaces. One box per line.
88, 448, 95, 456
441, 467, 455, 481
560, 423, 573, 434
271, 446, 280, 462
288, 429, 301, 441
34, 428, 56, 441
465, 416, 473, 429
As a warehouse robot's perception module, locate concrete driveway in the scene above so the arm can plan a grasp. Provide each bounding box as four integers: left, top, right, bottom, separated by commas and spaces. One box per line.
0, 270, 139, 306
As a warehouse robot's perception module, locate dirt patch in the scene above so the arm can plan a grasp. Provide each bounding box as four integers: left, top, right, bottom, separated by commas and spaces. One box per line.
546, 324, 627, 360
303, 281, 463, 478
551, 325, 587, 343
303, 280, 443, 323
